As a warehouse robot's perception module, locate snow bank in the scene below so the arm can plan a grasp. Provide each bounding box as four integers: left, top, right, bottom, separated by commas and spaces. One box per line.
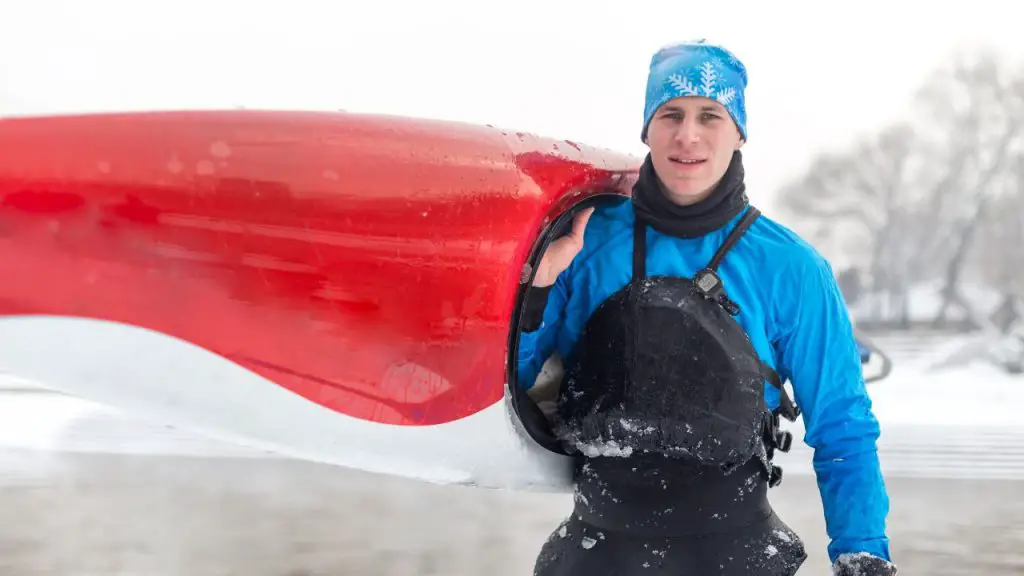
869, 362, 1022, 427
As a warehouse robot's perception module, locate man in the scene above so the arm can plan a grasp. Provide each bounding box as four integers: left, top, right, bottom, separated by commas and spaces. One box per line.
518, 40, 896, 575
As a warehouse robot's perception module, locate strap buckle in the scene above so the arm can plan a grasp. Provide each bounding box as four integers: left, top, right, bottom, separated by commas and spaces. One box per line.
693, 268, 740, 315
761, 412, 790, 488
774, 429, 793, 452
763, 411, 793, 453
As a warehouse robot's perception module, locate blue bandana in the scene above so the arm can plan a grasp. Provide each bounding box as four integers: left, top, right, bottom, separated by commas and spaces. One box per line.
641, 40, 748, 142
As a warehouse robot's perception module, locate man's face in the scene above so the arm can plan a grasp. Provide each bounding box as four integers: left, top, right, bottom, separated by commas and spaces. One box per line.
644, 96, 744, 205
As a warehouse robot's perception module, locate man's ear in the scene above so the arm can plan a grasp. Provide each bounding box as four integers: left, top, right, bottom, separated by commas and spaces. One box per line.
735, 137, 746, 150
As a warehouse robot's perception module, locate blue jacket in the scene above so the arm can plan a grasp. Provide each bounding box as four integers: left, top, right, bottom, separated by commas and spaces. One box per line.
517, 199, 891, 564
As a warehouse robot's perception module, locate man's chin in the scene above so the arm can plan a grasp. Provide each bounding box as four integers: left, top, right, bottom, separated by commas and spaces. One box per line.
663, 179, 710, 200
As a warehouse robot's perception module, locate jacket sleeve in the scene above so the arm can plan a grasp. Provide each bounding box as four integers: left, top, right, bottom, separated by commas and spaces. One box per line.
516, 269, 571, 391
771, 253, 892, 565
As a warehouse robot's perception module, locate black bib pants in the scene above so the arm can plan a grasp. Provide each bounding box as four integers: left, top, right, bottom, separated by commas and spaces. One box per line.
534, 208, 807, 575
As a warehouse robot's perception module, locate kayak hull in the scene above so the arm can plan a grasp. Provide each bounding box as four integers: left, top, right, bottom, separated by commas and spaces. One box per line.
0, 109, 638, 489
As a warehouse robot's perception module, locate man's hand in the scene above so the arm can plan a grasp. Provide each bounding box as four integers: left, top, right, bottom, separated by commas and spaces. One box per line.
532, 207, 594, 287
833, 553, 898, 575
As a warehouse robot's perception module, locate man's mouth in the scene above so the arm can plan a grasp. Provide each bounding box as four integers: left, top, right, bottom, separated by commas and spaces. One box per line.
669, 156, 706, 166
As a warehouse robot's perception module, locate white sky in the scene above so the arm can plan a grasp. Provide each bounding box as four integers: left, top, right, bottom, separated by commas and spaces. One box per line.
1, 0, 1022, 215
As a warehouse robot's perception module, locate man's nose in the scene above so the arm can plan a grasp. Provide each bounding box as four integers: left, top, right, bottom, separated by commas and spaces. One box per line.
674, 118, 700, 144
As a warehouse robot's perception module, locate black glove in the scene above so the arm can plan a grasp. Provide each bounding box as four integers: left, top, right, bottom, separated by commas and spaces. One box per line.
832, 553, 898, 575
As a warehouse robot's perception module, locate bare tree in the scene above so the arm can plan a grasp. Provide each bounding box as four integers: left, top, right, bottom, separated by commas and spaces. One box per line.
914, 52, 1024, 328
970, 156, 1024, 300
776, 122, 925, 323
778, 50, 1024, 332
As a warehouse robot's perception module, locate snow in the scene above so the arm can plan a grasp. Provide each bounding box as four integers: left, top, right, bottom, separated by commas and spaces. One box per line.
869, 363, 1021, 427
853, 329, 1023, 427
574, 440, 634, 458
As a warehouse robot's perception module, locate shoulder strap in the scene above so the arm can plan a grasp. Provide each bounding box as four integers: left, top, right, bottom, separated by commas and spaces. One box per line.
762, 362, 800, 421
692, 207, 760, 316
632, 216, 646, 280
708, 206, 760, 272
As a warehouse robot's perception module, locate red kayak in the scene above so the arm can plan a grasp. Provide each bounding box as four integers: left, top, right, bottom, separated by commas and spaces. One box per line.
0, 109, 638, 489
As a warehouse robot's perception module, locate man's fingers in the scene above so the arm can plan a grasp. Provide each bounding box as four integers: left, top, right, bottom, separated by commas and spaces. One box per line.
571, 207, 595, 241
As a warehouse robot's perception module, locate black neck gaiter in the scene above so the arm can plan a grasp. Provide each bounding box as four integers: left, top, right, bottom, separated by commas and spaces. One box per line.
631, 150, 749, 238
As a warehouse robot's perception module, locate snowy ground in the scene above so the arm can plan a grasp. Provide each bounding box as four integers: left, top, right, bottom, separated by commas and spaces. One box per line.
1, 336, 1022, 574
